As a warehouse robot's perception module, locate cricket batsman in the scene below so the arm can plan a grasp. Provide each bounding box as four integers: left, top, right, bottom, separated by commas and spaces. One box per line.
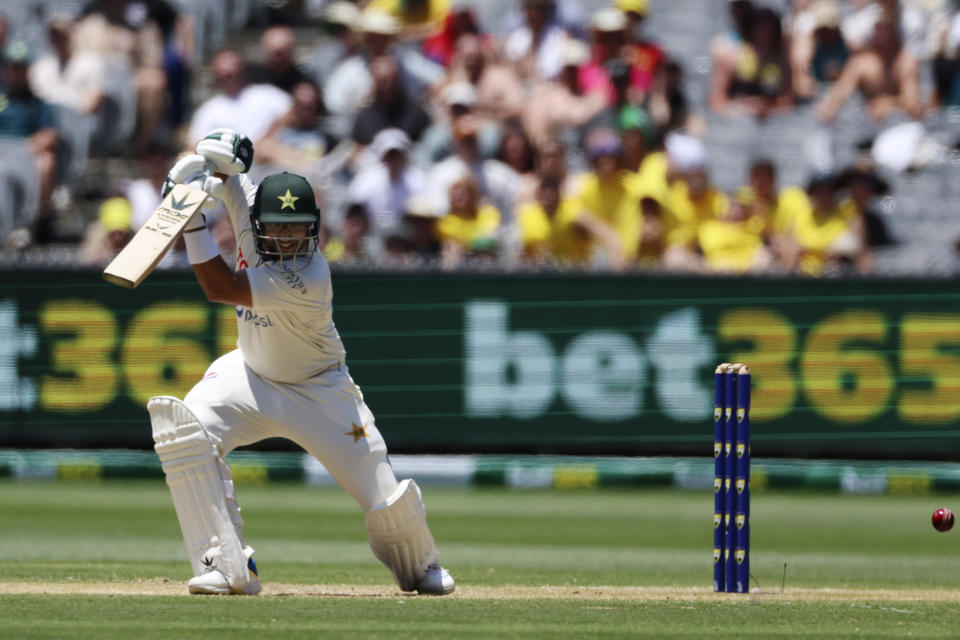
147, 128, 455, 596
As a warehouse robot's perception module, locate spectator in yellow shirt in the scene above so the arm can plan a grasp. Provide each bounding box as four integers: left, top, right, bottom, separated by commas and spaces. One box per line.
518, 177, 593, 266
743, 158, 806, 270
435, 174, 501, 268
571, 129, 641, 270
635, 195, 667, 268
697, 187, 773, 274
660, 134, 726, 270
789, 173, 865, 276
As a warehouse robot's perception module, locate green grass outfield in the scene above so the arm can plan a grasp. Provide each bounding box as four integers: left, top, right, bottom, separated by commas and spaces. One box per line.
2, 480, 960, 638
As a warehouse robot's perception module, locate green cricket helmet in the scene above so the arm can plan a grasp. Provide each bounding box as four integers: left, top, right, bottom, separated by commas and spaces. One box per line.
250, 172, 321, 260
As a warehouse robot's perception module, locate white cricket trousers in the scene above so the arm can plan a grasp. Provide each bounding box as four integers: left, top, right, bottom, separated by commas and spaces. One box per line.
184, 349, 399, 511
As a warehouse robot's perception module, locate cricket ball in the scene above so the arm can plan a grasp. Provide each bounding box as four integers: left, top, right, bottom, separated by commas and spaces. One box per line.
932, 507, 955, 532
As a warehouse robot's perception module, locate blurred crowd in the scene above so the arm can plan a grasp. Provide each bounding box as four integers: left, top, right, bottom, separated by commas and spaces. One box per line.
1, 0, 959, 275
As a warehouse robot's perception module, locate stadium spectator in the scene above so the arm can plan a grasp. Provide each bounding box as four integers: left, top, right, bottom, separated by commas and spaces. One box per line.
522, 38, 606, 149
417, 81, 499, 166
388, 193, 441, 263
788, 0, 848, 101
617, 105, 655, 174
709, 6, 794, 118
634, 194, 666, 267
618, 0, 664, 95
816, 18, 924, 122
81, 195, 134, 265
368, 0, 450, 36
742, 158, 807, 269
0, 41, 59, 244
932, 12, 960, 107
127, 0, 193, 130
569, 128, 641, 270
248, 26, 313, 94
428, 113, 519, 223
579, 8, 635, 107
842, 0, 928, 57
256, 81, 331, 174
503, 0, 569, 82
443, 33, 525, 122
788, 172, 868, 275
517, 175, 592, 266
697, 187, 773, 274
322, 202, 380, 264
436, 173, 502, 269
495, 120, 538, 208
323, 8, 444, 137
534, 137, 582, 197
29, 13, 107, 118
710, 0, 755, 68
74, 0, 167, 147
350, 55, 432, 146
187, 49, 291, 145
642, 60, 692, 134
586, 57, 641, 132
348, 128, 427, 239
387, 193, 440, 264
422, 4, 486, 68
838, 163, 895, 256
661, 134, 728, 269
308, 2, 361, 88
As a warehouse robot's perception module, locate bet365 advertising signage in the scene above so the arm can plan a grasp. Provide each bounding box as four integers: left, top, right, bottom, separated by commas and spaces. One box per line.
2, 270, 960, 458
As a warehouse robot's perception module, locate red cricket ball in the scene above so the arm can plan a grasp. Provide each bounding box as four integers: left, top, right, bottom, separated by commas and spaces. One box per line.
932, 508, 955, 532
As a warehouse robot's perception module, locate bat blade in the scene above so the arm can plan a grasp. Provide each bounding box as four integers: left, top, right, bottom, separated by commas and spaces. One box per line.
103, 184, 208, 288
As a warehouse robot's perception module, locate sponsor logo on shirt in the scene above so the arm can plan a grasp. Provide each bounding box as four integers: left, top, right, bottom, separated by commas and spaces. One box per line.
236, 307, 274, 328
279, 263, 308, 296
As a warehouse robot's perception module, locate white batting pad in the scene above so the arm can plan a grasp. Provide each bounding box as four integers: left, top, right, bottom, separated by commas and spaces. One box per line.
148, 396, 250, 590
364, 479, 440, 591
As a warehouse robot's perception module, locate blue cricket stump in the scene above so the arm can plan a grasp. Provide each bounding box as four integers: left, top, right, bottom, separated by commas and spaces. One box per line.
735, 365, 751, 593
713, 363, 729, 592
713, 362, 750, 593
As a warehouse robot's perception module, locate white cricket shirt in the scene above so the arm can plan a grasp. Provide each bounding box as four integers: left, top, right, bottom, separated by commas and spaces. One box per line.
219, 174, 347, 384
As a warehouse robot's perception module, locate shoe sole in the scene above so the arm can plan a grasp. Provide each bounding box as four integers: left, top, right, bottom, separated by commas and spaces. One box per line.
188, 581, 261, 596
417, 584, 455, 596
188, 584, 232, 595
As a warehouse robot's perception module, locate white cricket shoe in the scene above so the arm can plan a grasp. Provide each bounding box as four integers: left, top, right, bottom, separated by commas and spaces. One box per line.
416, 562, 455, 595
188, 556, 261, 595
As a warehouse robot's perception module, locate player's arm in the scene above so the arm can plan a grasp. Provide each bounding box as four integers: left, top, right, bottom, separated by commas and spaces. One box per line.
181, 129, 257, 306
187, 243, 252, 307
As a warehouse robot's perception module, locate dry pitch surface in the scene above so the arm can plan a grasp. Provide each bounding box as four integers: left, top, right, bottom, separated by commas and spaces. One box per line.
4, 581, 960, 603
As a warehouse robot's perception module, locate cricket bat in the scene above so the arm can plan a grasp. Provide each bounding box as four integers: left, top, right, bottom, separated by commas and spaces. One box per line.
103, 183, 208, 289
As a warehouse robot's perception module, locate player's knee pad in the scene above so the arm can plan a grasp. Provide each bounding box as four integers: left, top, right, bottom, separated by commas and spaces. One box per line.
148, 395, 251, 590
364, 479, 439, 592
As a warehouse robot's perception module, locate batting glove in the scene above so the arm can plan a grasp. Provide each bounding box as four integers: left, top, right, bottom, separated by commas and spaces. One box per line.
195, 128, 254, 176
162, 154, 223, 234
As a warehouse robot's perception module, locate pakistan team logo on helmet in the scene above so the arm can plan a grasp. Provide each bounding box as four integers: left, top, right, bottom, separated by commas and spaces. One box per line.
250, 172, 321, 262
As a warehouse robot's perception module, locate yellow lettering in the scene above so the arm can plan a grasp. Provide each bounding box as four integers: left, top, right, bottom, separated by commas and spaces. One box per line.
899, 313, 960, 423
123, 302, 209, 404
39, 300, 118, 411
717, 308, 797, 420
801, 310, 892, 423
